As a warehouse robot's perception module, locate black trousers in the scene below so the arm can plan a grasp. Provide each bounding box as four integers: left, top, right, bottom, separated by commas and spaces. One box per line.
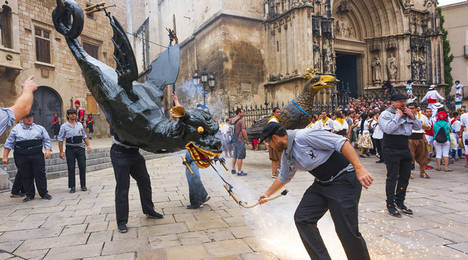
374, 138, 384, 161
294, 172, 370, 260
110, 145, 154, 225
65, 146, 86, 188
383, 147, 412, 205
11, 155, 26, 195
14, 152, 47, 198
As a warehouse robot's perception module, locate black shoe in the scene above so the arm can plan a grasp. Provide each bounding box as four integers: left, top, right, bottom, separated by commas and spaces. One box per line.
117, 224, 128, 233
10, 192, 25, 198
396, 203, 413, 215
186, 204, 201, 209
146, 210, 164, 219
203, 195, 211, 204
231, 170, 236, 175
375, 160, 384, 163
411, 163, 415, 170
387, 205, 402, 218
41, 194, 52, 200
23, 196, 34, 202
70, 187, 75, 193
81, 187, 87, 191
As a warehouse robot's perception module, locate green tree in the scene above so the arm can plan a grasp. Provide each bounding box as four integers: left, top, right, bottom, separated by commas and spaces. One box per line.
438, 7, 454, 97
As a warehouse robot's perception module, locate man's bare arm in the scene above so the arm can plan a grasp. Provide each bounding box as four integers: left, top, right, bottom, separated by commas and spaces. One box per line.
9, 77, 38, 122
340, 141, 373, 189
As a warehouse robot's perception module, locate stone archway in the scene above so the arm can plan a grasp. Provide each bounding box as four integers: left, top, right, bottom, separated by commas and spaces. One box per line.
31, 86, 63, 137
332, 0, 408, 93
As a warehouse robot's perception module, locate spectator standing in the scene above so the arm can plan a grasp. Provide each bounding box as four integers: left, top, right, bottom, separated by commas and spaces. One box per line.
231, 108, 248, 176
372, 113, 384, 163
433, 111, 452, 172
459, 110, 468, 167
332, 111, 348, 136
266, 107, 282, 178
52, 112, 60, 140
86, 114, 94, 139
74, 100, 86, 125
407, 103, 431, 178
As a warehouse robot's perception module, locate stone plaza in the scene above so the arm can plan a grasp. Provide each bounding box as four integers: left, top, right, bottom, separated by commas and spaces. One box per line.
0, 148, 467, 260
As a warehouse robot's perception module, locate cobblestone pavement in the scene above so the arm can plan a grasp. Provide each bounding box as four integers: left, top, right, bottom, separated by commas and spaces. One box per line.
0, 149, 467, 260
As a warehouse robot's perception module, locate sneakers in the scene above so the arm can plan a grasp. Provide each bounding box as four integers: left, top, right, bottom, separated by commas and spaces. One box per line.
146, 210, 164, 219
237, 171, 247, 176
41, 194, 52, 200
396, 203, 413, 215
231, 170, 236, 175
387, 205, 402, 218
118, 224, 128, 233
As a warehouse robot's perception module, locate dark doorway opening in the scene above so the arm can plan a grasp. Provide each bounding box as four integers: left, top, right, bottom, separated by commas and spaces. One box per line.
31, 86, 62, 137
335, 53, 358, 98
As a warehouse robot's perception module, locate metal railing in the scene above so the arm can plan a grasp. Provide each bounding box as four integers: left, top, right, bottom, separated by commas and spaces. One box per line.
227, 81, 351, 128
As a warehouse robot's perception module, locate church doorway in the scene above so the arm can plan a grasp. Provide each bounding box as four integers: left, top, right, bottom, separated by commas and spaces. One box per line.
31, 86, 63, 137
335, 53, 359, 98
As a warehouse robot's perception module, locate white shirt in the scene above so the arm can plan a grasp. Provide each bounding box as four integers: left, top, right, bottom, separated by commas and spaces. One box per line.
306, 121, 320, 130
452, 84, 464, 95
413, 112, 429, 134
372, 124, 383, 139
332, 119, 348, 132
422, 90, 445, 103
219, 123, 229, 135
451, 120, 461, 133
316, 118, 332, 130
460, 113, 468, 134
268, 116, 279, 124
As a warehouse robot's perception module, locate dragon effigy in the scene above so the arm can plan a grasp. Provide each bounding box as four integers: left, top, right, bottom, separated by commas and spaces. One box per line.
52, 0, 221, 155
247, 69, 337, 139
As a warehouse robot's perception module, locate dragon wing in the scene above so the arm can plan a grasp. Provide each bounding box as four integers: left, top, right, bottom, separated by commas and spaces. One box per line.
110, 16, 138, 93
146, 44, 181, 90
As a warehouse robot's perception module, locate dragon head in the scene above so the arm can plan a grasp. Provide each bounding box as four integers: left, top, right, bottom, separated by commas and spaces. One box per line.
304, 68, 337, 91
172, 107, 222, 156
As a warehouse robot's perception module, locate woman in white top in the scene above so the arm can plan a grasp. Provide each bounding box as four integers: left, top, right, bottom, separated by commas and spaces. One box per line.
371, 113, 384, 163
357, 113, 374, 157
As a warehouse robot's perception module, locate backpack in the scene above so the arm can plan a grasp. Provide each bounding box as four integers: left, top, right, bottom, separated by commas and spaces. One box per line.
226, 118, 241, 144
435, 126, 447, 143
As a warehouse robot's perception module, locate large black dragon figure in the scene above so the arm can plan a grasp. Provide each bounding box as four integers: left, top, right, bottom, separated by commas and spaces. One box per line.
52, 0, 221, 155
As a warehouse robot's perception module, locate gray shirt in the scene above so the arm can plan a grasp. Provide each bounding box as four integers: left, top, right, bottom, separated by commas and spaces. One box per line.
0, 108, 15, 136
279, 128, 350, 184
378, 106, 422, 136
4, 123, 52, 150
58, 122, 87, 147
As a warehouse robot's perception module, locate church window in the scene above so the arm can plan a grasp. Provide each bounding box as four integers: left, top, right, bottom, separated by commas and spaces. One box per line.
0, 4, 12, 48
35, 27, 51, 64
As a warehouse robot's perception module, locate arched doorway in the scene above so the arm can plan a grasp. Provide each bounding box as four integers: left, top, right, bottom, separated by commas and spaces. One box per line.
31, 86, 63, 137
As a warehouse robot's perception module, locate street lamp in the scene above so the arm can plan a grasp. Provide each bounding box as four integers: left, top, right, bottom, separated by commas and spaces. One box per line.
192, 68, 215, 106
192, 70, 200, 86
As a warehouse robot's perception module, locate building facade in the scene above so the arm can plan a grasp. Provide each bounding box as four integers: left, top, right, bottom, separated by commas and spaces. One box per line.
130, 0, 444, 115
0, 0, 127, 141
441, 0, 468, 100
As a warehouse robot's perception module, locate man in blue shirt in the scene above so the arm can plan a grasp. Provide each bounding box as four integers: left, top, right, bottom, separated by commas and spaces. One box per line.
378, 94, 422, 217
58, 109, 92, 193
2, 112, 52, 201
0, 77, 37, 135
258, 123, 373, 260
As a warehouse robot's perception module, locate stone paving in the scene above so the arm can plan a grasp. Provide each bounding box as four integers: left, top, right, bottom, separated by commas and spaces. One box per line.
0, 149, 467, 260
